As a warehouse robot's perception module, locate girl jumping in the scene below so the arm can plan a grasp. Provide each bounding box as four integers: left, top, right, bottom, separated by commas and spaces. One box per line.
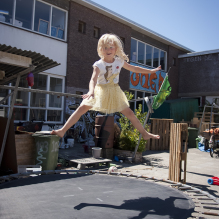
51, 33, 160, 140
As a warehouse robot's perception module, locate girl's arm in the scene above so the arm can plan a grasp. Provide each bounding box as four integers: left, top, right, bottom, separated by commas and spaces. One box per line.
123, 61, 161, 74
82, 66, 100, 100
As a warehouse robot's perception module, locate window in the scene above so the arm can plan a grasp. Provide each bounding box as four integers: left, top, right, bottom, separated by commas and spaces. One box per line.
0, 0, 67, 40
138, 41, 145, 64
1, 73, 64, 123
131, 38, 167, 71
30, 74, 47, 107
129, 90, 149, 112
15, 0, 34, 29
0, 0, 13, 24
172, 58, 176, 66
49, 77, 62, 108
160, 51, 166, 70
78, 21, 86, 34
131, 38, 137, 62
153, 48, 159, 67
93, 27, 100, 38
51, 7, 66, 39
146, 45, 152, 66
120, 37, 125, 45
34, 1, 50, 35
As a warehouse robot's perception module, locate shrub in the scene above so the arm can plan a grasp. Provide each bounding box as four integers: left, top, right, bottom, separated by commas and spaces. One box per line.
117, 91, 149, 153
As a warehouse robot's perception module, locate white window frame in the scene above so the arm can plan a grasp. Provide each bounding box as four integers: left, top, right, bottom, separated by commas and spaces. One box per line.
129, 89, 153, 112
1, 73, 65, 123
131, 37, 167, 72
0, 0, 68, 41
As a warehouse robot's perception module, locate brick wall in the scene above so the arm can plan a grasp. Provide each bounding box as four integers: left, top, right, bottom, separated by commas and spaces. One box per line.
43, 0, 69, 10
66, 2, 132, 94
167, 45, 185, 99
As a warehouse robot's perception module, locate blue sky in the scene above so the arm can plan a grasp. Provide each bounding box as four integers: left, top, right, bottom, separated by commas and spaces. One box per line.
91, 0, 219, 52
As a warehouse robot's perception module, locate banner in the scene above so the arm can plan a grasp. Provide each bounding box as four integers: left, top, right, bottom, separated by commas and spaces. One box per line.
152, 75, 171, 110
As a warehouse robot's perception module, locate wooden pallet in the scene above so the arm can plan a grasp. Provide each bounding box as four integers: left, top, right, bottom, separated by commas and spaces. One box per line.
59, 153, 111, 170
169, 123, 188, 183
148, 119, 173, 150
194, 112, 214, 123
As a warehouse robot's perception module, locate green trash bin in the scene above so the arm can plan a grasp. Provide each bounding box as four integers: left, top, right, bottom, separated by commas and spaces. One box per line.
33, 133, 60, 171
188, 127, 199, 148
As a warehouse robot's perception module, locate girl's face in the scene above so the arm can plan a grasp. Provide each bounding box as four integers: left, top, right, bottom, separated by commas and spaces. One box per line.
102, 43, 117, 60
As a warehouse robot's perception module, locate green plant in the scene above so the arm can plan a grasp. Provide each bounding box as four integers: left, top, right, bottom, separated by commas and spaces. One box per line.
117, 91, 149, 153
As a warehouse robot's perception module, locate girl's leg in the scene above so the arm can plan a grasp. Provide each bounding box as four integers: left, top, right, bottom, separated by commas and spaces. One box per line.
51, 105, 92, 138
120, 107, 160, 140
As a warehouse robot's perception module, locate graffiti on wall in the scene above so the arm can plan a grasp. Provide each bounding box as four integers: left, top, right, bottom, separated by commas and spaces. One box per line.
129, 62, 166, 93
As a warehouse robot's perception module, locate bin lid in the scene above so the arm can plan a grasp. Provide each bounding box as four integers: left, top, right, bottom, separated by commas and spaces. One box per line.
32, 131, 59, 138
188, 127, 198, 130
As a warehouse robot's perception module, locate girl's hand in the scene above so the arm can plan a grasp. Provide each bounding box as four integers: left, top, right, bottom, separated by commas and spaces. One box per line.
154, 65, 162, 72
82, 91, 94, 100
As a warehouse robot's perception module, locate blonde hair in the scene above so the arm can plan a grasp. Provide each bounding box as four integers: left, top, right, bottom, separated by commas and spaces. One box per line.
97, 33, 129, 62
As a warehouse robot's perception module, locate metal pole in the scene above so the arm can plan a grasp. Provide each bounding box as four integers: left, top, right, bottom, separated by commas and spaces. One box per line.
132, 97, 154, 160
0, 65, 35, 167
132, 110, 151, 160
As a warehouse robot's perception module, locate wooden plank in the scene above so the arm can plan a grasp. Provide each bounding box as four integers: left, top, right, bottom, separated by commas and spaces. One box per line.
162, 120, 166, 150
145, 124, 151, 150
169, 123, 173, 180
165, 121, 172, 149
159, 119, 165, 150
156, 119, 160, 150
151, 119, 156, 150
0, 51, 32, 68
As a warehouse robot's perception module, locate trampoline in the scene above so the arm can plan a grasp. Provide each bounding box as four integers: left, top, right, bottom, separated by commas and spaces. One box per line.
0, 171, 195, 219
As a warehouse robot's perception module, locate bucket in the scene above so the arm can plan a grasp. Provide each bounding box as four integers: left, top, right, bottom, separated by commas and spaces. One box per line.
92, 147, 102, 158
95, 115, 114, 149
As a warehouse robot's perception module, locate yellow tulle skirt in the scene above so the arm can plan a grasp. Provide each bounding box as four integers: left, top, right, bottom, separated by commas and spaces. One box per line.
81, 83, 129, 114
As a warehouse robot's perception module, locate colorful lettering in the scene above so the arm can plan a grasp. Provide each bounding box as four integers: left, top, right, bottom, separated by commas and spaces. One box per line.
150, 73, 157, 92
130, 72, 140, 86
141, 74, 149, 89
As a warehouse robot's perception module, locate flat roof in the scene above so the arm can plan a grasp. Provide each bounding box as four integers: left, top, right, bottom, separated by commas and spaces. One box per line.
72, 0, 194, 53
178, 48, 219, 58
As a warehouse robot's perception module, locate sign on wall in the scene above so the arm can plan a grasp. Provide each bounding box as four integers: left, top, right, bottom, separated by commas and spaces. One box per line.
129, 62, 166, 93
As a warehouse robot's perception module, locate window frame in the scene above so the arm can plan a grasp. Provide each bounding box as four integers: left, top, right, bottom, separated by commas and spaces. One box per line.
129, 89, 153, 112
1, 73, 65, 124
78, 20, 86, 34
93, 26, 100, 39
131, 37, 167, 72
0, 0, 68, 41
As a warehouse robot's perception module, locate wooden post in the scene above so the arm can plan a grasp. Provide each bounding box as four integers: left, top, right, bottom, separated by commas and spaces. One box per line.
169, 123, 188, 183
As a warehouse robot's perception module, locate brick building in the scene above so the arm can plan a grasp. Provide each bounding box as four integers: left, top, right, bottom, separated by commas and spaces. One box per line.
2, 0, 208, 126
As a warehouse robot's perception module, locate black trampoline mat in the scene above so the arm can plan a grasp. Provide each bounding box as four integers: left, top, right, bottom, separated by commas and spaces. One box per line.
0, 174, 195, 219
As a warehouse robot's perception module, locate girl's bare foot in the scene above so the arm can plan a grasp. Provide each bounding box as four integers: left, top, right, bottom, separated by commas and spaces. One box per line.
143, 132, 160, 140
50, 129, 65, 138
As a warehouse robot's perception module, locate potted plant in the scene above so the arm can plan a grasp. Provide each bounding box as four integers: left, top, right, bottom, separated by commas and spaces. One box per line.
114, 92, 149, 162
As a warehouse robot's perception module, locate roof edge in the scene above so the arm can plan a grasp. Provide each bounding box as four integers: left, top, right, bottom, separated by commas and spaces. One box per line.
178, 48, 219, 58
72, 0, 194, 53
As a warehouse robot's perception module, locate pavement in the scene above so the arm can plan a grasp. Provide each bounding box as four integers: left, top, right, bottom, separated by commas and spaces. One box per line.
60, 143, 219, 199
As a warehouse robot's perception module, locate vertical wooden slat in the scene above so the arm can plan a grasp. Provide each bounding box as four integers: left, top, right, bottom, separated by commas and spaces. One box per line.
171, 123, 176, 181
162, 120, 166, 150
168, 124, 172, 180
151, 119, 156, 150
165, 120, 171, 149
158, 119, 163, 150
169, 123, 188, 183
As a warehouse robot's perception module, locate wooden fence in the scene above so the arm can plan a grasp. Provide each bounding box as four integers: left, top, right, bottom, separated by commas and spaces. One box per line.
169, 123, 188, 183
146, 119, 173, 150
